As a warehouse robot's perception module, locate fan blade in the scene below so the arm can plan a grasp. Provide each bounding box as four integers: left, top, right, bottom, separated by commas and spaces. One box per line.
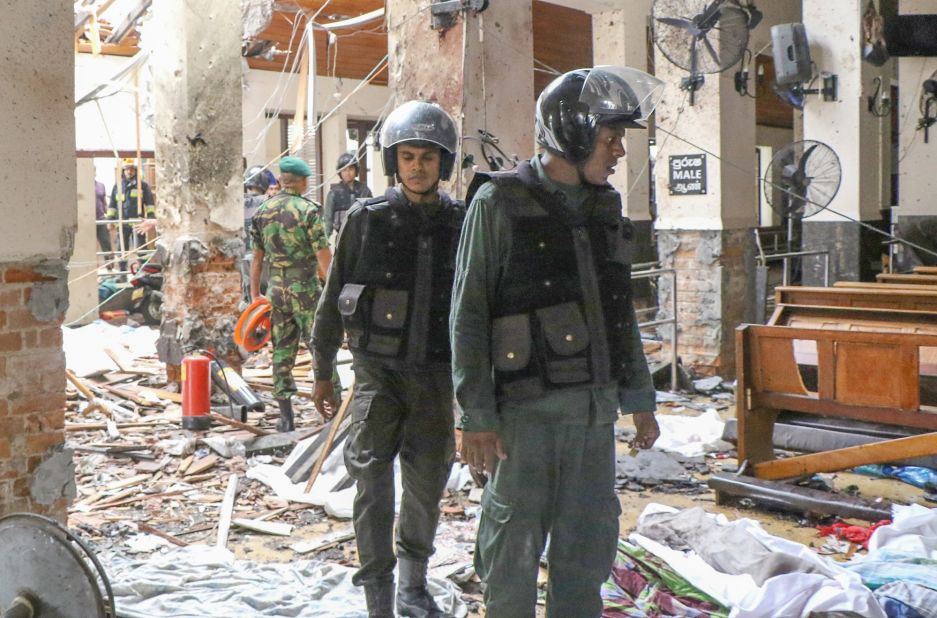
656, 16, 699, 34
702, 35, 720, 67
696, 0, 725, 32
797, 144, 819, 176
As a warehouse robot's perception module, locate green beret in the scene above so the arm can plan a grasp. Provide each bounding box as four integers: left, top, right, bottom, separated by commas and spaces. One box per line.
279, 156, 312, 177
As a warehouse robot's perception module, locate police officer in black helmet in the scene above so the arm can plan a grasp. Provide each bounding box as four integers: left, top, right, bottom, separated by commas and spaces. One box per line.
324, 151, 373, 241
312, 100, 464, 618
451, 66, 664, 617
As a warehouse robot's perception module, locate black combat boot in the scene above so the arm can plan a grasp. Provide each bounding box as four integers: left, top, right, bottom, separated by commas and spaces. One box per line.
275, 398, 294, 432
364, 581, 395, 618
396, 559, 452, 618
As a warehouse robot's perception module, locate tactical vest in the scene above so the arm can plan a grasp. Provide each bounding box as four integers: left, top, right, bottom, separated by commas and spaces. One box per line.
329, 181, 368, 234
337, 188, 465, 367
473, 161, 635, 402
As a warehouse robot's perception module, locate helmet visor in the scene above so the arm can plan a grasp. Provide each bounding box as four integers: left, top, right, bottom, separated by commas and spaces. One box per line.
580, 66, 665, 127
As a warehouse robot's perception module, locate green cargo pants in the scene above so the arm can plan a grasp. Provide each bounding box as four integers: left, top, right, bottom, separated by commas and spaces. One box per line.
343, 362, 456, 586
474, 417, 621, 618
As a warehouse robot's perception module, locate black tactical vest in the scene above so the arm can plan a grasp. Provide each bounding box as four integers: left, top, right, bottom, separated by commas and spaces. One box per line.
337, 188, 465, 367
471, 161, 635, 402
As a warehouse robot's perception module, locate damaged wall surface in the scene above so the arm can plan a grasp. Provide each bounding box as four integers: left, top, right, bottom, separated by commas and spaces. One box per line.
150, 0, 246, 369
0, 0, 77, 519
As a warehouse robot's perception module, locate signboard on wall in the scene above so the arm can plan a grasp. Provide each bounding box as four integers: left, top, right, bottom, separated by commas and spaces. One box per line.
668, 154, 707, 195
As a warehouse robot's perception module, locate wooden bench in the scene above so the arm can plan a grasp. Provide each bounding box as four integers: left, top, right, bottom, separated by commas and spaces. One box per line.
736, 324, 937, 480
774, 285, 937, 312
875, 272, 937, 285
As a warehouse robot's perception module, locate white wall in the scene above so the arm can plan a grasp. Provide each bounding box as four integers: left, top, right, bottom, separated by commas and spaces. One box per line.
803, 0, 892, 222
897, 0, 937, 216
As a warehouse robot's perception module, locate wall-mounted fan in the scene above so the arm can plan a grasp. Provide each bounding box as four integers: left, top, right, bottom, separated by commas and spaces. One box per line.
771, 23, 838, 110
764, 140, 842, 220
652, 0, 751, 105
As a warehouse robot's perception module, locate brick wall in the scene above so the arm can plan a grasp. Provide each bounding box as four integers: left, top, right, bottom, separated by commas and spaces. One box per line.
657, 229, 755, 377
0, 262, 73, 520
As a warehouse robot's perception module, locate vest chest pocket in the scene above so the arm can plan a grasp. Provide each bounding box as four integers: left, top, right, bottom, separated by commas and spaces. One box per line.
367, 288, 409, 357
491, 313, 531, 371
536, 302, 591, 385
338, 283, 369, 348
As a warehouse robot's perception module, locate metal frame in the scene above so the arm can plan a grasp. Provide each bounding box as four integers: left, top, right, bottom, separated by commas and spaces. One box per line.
631, 264, 679, 392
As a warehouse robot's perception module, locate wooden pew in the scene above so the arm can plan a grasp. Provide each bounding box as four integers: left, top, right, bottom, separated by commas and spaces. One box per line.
736, 324, 937, 480
773, 285, 937, 313
913, 266, 937, 275
875, 272, 937, 285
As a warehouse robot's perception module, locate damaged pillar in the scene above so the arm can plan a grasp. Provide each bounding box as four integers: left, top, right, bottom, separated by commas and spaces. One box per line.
0, 1, 77, 518
653, 35, 758, 376
150, 0, 245, 374
800, 0, 893, 282
894, 0, 937, 268
592, 2, 655, 264
385, 0, 535, 195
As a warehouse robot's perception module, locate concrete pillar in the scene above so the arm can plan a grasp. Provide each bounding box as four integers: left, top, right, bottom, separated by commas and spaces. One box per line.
592, 3, 655, 264
66, 160, 100, 326
653, 31, 758, 376
801, 0, 894, 282
150, 0, 245, 373
895, 0, 937, 268
0, 0, 76, 519
386, 0, 535, 197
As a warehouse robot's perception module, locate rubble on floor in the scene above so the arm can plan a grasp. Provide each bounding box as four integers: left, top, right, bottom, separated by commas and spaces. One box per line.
59, 321, 937, 618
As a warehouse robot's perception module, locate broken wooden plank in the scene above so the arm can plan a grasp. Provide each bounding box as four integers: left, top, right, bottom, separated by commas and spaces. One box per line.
232, 518, 293, 536
208, 412, 268, 437
137, 522, 188, 547
753, 431, 937, 480
104, 474, 150, 491
304, 381, 354, 493
185, 454, 219, 477
216, 474, 239, 549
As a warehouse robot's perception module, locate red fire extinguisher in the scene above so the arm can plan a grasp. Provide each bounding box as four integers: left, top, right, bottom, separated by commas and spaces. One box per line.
182, 354, 212, 430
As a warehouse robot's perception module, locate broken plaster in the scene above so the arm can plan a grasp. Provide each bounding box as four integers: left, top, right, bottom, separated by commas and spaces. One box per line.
30, 447, 77, 505
28, 260, 69, 322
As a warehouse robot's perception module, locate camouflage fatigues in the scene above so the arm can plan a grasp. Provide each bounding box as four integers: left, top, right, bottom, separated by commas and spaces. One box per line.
250, 189, 329, 399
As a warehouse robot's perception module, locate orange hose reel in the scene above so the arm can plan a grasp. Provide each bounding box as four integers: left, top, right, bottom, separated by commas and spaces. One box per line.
234, 297, 272, 352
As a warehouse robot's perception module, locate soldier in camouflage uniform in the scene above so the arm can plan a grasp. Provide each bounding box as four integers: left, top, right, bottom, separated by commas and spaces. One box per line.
250, 156, 331, 432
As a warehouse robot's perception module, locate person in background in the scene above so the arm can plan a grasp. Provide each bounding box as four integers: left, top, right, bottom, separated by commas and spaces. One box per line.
324, 151, 372, 242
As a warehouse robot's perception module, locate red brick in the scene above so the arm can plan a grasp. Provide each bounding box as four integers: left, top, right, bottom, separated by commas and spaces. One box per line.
0, 288, 24, 306
0, 333, 22, 353
7, 309, 38, 330
25, 432, 63, 455
0, 400, 8, 417
38, 327, 62, 348
21, 329, 37, 348
24, 409, 64, 434
0, 439, 9, 459
3, 268, 44, 283
12, 394, 65, 417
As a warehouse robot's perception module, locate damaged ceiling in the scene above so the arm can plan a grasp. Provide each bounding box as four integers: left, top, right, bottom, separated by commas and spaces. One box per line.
75, 0, 592, 93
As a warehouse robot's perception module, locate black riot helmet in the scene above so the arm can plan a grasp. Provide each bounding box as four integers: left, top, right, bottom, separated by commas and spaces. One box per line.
336, 151, 359, 173
380, 100, 458, 181
535, 66, 664, 164
244, 165, 270, 192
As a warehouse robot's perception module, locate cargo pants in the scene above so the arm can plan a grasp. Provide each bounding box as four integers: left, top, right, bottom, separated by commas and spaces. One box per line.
474, 416, 620, 618
344, 362, 456, 586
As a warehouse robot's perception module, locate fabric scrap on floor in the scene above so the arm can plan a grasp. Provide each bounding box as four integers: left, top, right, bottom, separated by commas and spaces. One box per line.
816, 520, 892, 550
106, 544, 467, 618
873, 581, 937, 618
601, 538, 728, 618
